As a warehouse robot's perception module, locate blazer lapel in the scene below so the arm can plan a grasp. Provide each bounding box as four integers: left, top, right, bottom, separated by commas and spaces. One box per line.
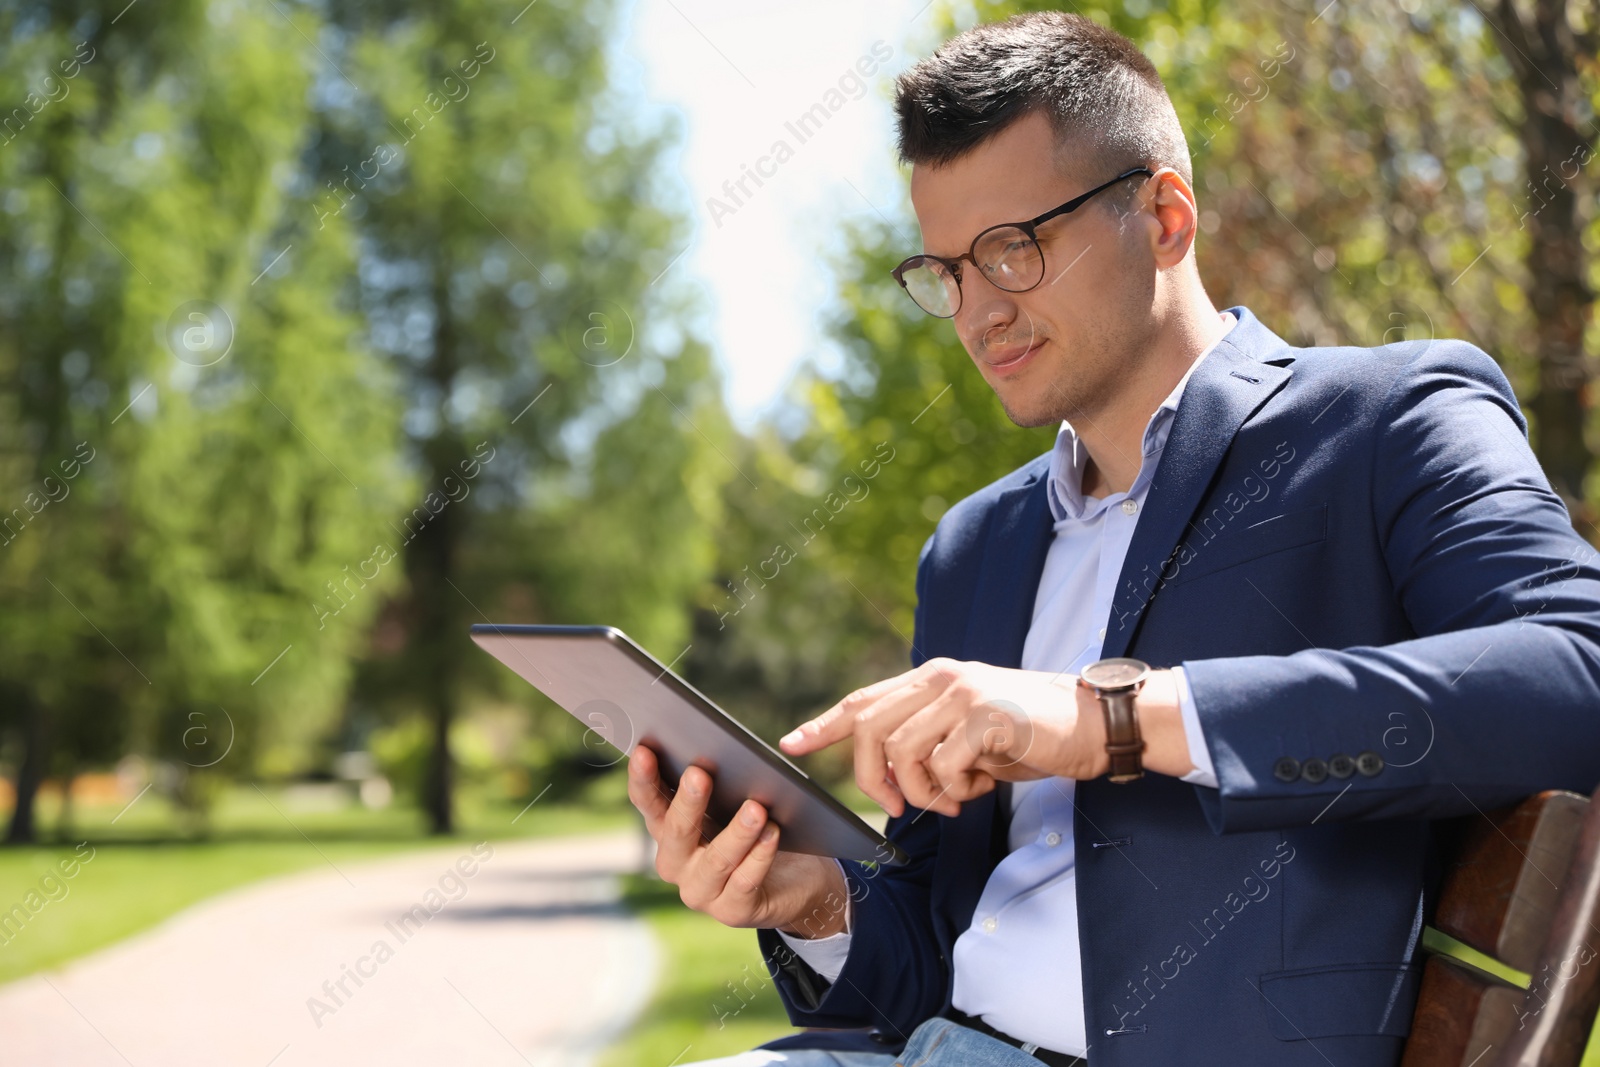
943, 465, 1053, 930
1100, 307, 1295, 659
960, 472, 1055, 668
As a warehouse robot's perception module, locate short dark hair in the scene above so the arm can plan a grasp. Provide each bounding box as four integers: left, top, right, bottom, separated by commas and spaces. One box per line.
893, 11, 1191, 194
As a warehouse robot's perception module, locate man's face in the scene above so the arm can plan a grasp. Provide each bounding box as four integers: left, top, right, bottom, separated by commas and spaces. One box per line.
908, 110, 1159, 428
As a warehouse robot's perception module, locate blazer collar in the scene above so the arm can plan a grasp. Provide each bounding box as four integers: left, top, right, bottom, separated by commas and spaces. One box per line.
958, 303, 1296, 668
1100, 306, 1295, 657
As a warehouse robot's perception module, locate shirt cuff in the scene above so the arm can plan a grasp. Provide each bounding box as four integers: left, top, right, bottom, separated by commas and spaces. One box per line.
774, 859, 853, 983
1172, 665, 1219, 788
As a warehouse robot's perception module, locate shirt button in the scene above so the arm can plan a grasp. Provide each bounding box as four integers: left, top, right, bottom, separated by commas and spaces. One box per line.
1097, 626, 1106, 639
1121, 499, 1138, 515
1045, 831, 1062, 847
981, 916, 998, 933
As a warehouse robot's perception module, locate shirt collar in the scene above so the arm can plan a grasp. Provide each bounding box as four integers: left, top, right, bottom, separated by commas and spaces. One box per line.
1046, 310, 1238, 523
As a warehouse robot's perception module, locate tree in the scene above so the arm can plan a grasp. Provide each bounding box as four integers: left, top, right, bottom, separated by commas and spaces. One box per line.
1481, 0, 1598, 524
316, 0, 732, 832
0, 0, 406, 841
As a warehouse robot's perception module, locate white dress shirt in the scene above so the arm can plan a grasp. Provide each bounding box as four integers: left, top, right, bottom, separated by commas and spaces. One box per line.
778, 312, 1236, 1055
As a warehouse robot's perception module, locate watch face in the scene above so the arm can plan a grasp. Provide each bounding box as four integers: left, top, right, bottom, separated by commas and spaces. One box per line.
1081, 657, 1149, 690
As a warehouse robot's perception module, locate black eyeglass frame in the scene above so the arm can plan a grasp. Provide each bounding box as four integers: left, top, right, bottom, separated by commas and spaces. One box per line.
889, 165, 1157, 318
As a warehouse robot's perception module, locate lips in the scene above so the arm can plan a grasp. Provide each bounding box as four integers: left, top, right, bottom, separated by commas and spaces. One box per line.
982, 337, 1045, 372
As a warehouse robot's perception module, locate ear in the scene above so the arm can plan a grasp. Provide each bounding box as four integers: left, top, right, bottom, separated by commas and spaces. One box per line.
1143, 169, 1200, 269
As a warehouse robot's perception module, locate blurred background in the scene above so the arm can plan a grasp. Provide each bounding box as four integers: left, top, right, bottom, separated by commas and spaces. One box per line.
0, 0, 1595, 1062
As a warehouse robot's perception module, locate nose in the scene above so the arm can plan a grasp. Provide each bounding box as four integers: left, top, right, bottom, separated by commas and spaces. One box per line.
956, 285, 1020, 353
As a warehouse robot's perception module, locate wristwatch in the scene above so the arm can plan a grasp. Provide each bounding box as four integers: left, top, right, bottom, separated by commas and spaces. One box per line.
1077, 657, 1151, 783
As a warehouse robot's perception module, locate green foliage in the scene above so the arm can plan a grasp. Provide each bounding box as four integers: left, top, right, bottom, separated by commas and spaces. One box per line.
307, 0, 732, 828
0, 0, 730, 836
0, 1, 407, 807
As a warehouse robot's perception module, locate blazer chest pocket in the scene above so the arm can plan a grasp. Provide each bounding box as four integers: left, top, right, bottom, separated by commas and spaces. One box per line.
1167, 503, 1328, 588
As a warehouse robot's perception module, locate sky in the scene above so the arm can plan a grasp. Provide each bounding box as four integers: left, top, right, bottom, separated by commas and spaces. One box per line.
615, 0, 965, 428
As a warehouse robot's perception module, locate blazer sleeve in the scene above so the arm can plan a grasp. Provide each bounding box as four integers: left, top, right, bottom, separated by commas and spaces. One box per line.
1182, 339, 1600, 833
754, 531, 952, 1034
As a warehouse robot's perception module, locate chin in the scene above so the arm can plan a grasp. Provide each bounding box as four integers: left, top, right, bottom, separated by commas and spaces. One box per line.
997, 370, 1091, 428
984, 347, 1073, 428
995, 394, 1061, 429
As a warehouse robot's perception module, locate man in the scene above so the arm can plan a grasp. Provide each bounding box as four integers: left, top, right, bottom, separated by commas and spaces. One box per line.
626, 11, 1600, 1066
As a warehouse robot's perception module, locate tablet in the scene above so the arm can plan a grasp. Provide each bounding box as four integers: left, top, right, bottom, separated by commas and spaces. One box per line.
470, 624, 907, 866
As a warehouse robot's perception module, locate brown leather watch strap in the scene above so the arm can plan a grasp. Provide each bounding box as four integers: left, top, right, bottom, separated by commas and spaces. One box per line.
1077, 658, 1149, 783
1099, 687, 1146, 783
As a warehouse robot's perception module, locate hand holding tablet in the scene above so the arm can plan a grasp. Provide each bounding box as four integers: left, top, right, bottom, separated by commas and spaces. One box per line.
471, 623, 901, 938
470, 624, 905, 865
625, 743, 852, 938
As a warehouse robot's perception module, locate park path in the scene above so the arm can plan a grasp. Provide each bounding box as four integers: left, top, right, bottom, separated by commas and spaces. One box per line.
0, 829, 659, 1067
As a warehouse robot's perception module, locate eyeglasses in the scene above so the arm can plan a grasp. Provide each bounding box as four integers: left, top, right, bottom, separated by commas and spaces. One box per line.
890, 166, 1155, 318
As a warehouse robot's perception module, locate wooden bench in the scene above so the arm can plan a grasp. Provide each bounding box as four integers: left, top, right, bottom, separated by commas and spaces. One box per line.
1403, 784, 1600, 1066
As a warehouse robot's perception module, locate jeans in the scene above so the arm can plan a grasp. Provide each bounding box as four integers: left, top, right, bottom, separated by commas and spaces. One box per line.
680, 1016, 1073, 1066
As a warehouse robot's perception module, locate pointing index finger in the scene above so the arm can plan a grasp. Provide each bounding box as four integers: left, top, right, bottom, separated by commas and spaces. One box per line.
778, 705, 849, 755
779, 666, 924, 755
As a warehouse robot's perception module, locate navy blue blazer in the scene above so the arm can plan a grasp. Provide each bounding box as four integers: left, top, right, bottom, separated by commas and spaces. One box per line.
753, 304, 1600, 1065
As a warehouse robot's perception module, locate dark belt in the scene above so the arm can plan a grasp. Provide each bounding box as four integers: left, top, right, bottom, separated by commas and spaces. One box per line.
941, 1007, 1087, 1066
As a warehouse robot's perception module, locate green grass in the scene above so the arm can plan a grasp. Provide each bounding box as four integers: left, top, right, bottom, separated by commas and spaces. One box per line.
0, 774, 636, 987
598, 873, 799, 1067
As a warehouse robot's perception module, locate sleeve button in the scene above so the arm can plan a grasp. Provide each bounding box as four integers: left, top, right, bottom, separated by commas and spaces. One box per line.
1356, 751, 1384, 777
1300, 758, 1329, 784
1273, 757, 1301, 782
1328, 753, 1355, 779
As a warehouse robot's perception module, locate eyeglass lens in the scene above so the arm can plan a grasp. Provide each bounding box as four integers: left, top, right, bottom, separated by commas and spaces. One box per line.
899, 225, 1046, 317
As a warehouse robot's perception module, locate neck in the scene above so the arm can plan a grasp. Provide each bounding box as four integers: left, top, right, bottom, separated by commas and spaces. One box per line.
1080, 302, 1230, 499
